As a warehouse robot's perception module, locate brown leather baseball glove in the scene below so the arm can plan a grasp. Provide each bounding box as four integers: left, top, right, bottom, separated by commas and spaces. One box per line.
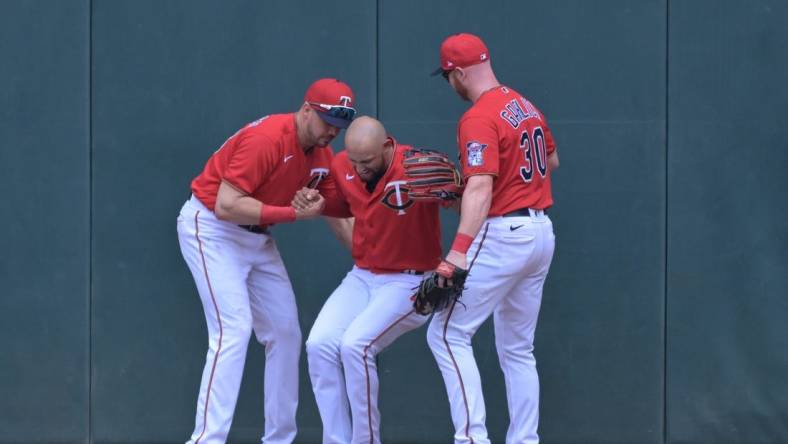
402, 148, 463, 202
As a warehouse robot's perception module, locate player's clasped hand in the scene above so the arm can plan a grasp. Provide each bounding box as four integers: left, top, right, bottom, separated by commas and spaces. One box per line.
292, 187, 325, 219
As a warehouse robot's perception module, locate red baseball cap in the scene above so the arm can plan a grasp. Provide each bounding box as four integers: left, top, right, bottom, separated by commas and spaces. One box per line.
431, 33, 490, 76
304, 78, 356, 128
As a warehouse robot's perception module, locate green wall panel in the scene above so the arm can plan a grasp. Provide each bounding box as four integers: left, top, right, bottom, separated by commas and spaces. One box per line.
667, 1, 788, 443
0, 1, 90, 442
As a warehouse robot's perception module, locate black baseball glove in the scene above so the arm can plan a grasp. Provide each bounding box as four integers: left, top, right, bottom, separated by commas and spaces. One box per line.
412, 260, 469, 315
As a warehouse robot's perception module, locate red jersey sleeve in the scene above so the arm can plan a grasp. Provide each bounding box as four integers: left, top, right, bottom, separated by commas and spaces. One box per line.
321, 158, 352, 218
222, 131, 278, 194
458, 116, 500, 178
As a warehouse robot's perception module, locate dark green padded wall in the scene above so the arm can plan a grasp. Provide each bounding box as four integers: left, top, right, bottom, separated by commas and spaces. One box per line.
667, 1, 788, 443
90, 1, 373, 442
3, 0, 788, 442
378, 1, 667, 443
0, 1, 90, 443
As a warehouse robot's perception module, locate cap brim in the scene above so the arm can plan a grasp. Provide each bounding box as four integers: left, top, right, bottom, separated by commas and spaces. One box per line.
430, 67, 445, 76
316, 111, 352, 129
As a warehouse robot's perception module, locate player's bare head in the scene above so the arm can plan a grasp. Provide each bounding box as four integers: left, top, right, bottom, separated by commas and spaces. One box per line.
345, 116, 394, 182
346, 116, 386, 154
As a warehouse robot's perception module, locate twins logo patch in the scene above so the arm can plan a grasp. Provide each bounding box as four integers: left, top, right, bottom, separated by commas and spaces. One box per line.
466, 141, 487, 167
306, 168, 329, 189
380, 180, 413, 215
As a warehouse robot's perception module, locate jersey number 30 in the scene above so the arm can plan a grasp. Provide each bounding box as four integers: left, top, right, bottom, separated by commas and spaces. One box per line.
518, 126, 547, 182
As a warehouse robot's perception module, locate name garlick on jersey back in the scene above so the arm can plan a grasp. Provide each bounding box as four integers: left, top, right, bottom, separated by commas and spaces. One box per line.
457, 86, 556, 215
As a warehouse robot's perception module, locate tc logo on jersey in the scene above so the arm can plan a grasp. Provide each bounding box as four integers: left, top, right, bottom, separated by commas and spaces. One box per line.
380, 180, 414, 215
306, 168, 329, 189
466, 141, 487, 167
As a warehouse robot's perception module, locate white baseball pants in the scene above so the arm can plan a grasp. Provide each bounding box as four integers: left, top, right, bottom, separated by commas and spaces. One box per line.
428, 210, 555, 444
177, 196, 301, 444
306, 266, 428, 444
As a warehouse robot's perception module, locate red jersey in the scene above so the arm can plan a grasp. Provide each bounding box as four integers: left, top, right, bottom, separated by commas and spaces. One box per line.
191, 113, 335, 211
322, 140, 442, 273
457, 86, 556, 215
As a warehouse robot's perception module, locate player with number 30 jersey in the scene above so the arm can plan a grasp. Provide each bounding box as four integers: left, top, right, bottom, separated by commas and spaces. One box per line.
428, 33, 559, 444
458, 85, 556, 215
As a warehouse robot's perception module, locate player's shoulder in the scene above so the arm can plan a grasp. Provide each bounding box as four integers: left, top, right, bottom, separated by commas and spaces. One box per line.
240, 113, 292, 138
462, 86, 549, 129
231, 114, 299, 160
459, 88, 511, 125
459, 106, 498, 132
501, 86, 548, 118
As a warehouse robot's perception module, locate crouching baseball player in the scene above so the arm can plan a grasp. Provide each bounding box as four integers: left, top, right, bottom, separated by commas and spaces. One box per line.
293, 116, 462, 444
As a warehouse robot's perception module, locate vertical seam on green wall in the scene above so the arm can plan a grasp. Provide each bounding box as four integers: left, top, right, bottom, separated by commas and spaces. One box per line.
376, 0, 381, 119
88, 0, 94, 442
663, 1, 670, 443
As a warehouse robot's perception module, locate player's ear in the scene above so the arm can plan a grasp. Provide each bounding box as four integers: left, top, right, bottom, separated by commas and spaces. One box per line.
454, 67, 466, 81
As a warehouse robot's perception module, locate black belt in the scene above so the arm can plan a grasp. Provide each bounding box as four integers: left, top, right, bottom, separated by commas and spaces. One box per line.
502, 208, 546, 217
402, 270, 425, 275
238, 224, 269, 234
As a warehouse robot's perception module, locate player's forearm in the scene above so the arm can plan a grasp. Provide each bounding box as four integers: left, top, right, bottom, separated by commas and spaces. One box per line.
324, 216, 354, 251
218, 197, 301, 225
215, 194, 263, 224
215, 181, 296, 225
456, 175, 493, 240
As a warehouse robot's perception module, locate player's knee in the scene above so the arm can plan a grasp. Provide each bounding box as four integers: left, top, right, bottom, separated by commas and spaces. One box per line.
497, 341, 535, 363
305, 333, 338, 361
339, 336, 367, 363
304, 336, 320, 356
222, 314, 254, 342
275, 321, 302, 346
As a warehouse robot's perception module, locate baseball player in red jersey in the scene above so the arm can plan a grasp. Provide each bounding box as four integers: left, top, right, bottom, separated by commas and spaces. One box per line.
294, 116, 444, 444
176, 78, 357, 444
428, 34, 560, 444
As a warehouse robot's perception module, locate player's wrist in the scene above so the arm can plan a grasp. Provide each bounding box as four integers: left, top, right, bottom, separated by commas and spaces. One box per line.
450, 233, 474, 255
260, 204, 297, 225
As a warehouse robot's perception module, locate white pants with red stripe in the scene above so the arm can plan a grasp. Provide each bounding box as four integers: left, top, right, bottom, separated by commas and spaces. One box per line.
428, 211, 555, 444
306, 266, 428, 444
177, 196, 301, 444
